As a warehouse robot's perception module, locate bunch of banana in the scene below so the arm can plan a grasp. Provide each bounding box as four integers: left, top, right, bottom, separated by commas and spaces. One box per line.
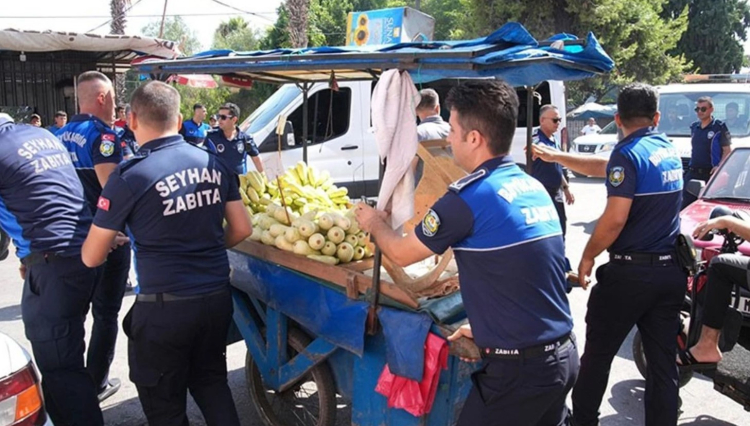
249, 205, 375, 265
238, 162, 353, 216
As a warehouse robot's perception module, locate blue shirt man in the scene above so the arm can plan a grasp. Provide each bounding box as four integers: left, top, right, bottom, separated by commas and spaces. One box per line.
206, 102, 262, 175
56, 114, 123, 212
0, 114, 104, 425
533, 83, 686, 426
356, 80, 578, 426
81, 81, 250, 426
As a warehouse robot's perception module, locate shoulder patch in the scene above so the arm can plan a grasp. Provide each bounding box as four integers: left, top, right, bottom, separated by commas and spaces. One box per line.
100, 140, 115, 157
101, 133, 115, 142
421, 209, 441, 237
609, 166, 625, 187
449, 169, 487, 193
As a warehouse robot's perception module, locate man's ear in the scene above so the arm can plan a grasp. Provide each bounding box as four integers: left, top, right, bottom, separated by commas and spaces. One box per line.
652, 111, 661, 127
177, 112, 183, 131
129, 111, 138, 131
614, 112, 622, 129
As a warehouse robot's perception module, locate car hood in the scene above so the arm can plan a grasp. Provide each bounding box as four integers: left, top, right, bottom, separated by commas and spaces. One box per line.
573, 134, 616, 144
681, 199, 750, 255
0, 332, 31, 379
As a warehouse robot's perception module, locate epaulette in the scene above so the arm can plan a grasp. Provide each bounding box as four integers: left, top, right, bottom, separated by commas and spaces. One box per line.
119, 150, 150, 173
448, 168, 487, 193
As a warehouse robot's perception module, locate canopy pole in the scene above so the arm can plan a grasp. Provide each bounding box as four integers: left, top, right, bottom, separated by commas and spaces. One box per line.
525, 86, 534, 173
367, 158, 385, 335
300, 82, 311, 164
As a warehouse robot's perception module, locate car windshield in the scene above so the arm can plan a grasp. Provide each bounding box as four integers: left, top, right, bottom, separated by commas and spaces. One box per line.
241, 85, 302, 134
702, 149, 750, 202
599, 121, 617, 134
658, 92, 750, 137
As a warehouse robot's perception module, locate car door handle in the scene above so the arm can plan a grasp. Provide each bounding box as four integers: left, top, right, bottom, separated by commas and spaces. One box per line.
341, 145, 359, 151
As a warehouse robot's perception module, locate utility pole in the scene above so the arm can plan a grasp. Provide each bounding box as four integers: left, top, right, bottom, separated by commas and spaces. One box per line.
158, 0, 169, 38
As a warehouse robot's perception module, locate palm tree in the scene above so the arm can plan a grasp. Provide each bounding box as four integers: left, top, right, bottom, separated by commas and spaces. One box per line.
286, 0, 310, 48
109, 0, 131, 35
217, 17, 249, 39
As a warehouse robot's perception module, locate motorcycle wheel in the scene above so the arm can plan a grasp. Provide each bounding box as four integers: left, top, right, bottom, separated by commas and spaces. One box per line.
632, 330, 693, 387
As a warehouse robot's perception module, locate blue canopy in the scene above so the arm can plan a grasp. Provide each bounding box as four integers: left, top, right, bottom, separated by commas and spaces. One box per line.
133, 22, 614, 87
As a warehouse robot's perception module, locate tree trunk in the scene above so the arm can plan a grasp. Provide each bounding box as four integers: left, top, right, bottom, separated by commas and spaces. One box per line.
286, 0, 310, 48
109, 0, 130, 104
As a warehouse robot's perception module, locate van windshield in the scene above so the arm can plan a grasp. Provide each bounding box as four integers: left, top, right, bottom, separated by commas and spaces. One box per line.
659, 92, 750, 137
243, 85, 302, 134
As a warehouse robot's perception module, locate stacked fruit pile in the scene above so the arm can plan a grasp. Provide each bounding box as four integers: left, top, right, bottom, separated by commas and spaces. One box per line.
238, 162, 374, 265
239, 161, 351, 216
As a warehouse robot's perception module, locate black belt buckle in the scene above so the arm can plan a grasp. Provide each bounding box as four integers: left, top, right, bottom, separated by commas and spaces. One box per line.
481, 334, 571, 360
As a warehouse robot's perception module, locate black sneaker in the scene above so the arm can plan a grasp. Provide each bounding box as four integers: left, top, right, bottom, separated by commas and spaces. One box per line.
98, 378, 121, 403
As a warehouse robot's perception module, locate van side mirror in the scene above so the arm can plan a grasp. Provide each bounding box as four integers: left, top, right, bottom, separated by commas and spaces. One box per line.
283, 121, 294, 147
686, 179, 705, 198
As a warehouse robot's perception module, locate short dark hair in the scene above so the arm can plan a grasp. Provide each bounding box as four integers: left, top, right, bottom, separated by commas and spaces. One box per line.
417, 89, 439, 111
116, 105, 126, 113
727, 102, 739, 111
77, 70, 110, 86
130, 81, 181, 131
445, 80, 519, 156
219, 102, 240, 119
616, 83, 659, 127
193, 103, 205, 111
54, 111, 67, 118
697, 96, 713, 107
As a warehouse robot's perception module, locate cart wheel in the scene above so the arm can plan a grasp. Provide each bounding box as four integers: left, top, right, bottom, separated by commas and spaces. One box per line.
246, 328, 336, 426
632, 330, 693, 387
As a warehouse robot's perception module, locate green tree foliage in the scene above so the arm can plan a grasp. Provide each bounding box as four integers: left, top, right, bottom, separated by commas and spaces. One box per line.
464, 0, 691, 104
663, 0, 750, 74
213, 17, 262, 51
142, 17, 202, 56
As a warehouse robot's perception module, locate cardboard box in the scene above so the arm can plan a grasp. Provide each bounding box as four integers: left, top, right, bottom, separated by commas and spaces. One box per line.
346, 7, 435, 47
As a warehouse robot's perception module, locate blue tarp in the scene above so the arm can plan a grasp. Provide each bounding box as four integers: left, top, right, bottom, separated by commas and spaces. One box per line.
134, 22, 614, 87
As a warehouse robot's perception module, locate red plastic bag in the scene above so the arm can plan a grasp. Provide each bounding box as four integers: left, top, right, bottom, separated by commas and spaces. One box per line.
375, 332, 449, 417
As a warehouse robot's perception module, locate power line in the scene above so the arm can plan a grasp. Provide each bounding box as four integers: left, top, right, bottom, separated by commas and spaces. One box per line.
1, 12, 277, 20
208, 0, 276, 22
87, 0, 146, 33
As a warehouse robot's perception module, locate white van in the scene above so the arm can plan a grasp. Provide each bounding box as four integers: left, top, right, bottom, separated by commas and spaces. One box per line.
657, 81, 750, 169
241, 79, 567, 197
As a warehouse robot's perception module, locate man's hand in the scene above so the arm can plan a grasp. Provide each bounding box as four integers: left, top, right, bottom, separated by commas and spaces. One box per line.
563, 187, 575, 205
447, 324, 479, 362
18, 264, 26, 281
578, 257, 595, 290
693, 217, 725, 240
354, 203, 389, 233
711, 166, 718, 175
531, 144, 560, 163
112, 232, 129, 250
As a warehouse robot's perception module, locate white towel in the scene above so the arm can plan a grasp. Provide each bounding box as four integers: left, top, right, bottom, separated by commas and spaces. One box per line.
371, 69, 420, 230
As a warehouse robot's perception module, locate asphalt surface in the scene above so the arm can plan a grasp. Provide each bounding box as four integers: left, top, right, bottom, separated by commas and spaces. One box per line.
0, 175, 747, 425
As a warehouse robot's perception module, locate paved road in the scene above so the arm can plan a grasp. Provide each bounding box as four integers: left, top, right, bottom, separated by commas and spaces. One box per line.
0, 176, 747, 425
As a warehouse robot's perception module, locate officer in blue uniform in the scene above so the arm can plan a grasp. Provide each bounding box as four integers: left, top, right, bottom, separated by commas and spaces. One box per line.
0, 113, 104, 425
356, 80, 578, 425
82, 81, 252, 426
534, 83, 686, 426
206, 102, 263, 175
684, 96, 731, 208
56, 71, 130, 401
532, 105, 574, 237
179, 103, 215, 151
117, 105, 138, 157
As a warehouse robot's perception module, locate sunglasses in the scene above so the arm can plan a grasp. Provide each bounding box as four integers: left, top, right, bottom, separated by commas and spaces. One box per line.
218, 114, 234, 121
694, 106, 709, 113
548, 118, 562, 123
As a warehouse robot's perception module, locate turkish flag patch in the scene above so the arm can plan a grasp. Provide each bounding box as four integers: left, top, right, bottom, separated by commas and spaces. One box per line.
102, 133, 115, 142
97, 196, 110, 211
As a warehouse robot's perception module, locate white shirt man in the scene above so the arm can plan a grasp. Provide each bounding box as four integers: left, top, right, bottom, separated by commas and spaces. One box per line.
580, 118, 601, 135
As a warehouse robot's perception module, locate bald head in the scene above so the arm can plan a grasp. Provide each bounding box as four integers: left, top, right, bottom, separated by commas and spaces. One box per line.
130, 81, 181, 137
77, 71, 115, 125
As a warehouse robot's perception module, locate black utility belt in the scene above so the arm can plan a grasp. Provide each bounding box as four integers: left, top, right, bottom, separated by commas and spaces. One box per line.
688, 167, 712, 174
480, 334, 571, 360
21, 252, 66, 267
610, 252, 675, 267
136, 287, 228, 303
